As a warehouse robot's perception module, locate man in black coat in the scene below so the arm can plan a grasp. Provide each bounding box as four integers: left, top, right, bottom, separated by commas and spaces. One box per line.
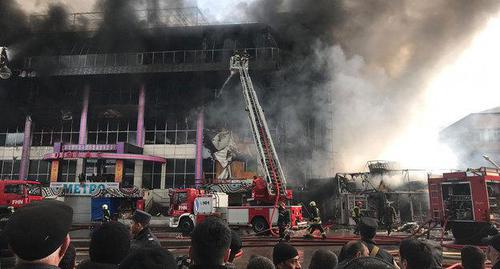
130, 210, 160, 249
4, 200, 73, 269
358, 217, 396, 266
277, 202, 291, 241
77, 221, 131, 269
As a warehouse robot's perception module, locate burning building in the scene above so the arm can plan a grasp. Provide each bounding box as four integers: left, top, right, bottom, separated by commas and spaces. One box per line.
0, 5, 283, 191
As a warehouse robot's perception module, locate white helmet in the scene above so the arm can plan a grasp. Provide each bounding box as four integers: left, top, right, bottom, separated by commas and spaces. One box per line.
102, 204, 108, 210
309, 201, 316, 207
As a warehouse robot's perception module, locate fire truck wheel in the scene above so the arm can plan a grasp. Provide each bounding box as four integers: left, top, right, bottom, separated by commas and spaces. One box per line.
252, 217, 268, 234
179, 217, 194, 236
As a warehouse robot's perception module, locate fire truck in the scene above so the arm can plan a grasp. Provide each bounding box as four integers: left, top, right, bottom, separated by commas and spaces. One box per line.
428, 167, 500, 243
0, 180, 43, 210
167, 53, 305, 235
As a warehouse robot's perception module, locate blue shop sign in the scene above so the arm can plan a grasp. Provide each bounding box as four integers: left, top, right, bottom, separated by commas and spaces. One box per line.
50, 182, 119, 196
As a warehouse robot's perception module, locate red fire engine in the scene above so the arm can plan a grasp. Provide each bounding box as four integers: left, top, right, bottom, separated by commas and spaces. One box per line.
167, 53, 305, 235
0, 180, 43, 210
428, 167, 500, 243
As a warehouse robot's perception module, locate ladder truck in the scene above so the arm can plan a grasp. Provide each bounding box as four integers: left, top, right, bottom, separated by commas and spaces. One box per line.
166, 53, 304, 235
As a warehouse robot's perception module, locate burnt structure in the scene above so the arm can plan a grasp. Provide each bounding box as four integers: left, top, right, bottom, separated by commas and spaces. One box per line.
0, 7, 281, 189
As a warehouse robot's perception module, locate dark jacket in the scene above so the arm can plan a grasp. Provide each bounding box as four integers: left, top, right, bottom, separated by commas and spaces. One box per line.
277, 207, 291, 226
310, 206, 322, 224
77, 260, 118, 269
189, 264, 235, 269
130, 226, 161, 249
14, 264, 60, 269
361, 238, 395, 265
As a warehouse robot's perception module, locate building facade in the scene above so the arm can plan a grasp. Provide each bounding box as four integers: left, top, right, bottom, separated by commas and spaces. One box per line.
440, 107, 500, 168
0, 8, 281, 189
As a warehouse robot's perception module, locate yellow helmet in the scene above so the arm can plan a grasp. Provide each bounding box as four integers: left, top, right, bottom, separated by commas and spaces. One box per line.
309, 201, 316, 207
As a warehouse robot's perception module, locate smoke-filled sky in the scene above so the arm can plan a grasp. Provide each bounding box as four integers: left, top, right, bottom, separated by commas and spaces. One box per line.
12, 0, 500, 175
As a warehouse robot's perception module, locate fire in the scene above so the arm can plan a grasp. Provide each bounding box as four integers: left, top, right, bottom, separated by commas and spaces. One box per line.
381, 12, 500, 169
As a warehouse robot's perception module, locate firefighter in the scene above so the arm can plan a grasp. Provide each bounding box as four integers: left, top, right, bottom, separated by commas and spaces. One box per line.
130, 210, 161, 249
102, 204, 111, 222
307, 201, 326, 239
277, 201, 291, 242
384, 201, 397, 235
352, 201, 363, 235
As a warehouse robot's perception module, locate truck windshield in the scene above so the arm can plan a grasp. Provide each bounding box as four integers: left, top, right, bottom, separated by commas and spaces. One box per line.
174, 192, 187, 204
441, 182, 473, 221
27, 184, 42, 196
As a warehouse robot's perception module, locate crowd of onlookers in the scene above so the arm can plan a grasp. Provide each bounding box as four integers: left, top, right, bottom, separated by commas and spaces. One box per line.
0, 200, 497, 269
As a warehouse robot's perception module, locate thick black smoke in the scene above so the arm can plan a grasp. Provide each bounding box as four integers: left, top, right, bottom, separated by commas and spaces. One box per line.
231, 0, 500, 179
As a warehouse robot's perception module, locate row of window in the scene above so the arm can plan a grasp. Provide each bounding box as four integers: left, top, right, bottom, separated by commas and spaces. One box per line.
0, 158, 217, 189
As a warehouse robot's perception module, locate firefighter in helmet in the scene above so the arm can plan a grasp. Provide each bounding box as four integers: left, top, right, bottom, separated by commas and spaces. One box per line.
352, 201, 363, 234
383, 201, 397, 235
277, 201, 291, 241
102, 204, 111, 222
307, 201, 326, 239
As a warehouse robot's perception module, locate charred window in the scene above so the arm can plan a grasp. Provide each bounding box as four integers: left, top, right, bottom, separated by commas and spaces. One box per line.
441, 182, 473, 221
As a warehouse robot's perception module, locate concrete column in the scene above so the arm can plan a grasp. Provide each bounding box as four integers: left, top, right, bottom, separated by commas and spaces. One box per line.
160, 162, 166, 189
136, 85, 146, 147
19, 115, 32, 180
195, 109, 204, 188
76, 86, 90, 178
134, 160, 143, 188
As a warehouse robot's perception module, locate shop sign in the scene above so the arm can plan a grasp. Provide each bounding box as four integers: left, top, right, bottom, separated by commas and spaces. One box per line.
62, 144, 117, 152
50, 182, 119, 196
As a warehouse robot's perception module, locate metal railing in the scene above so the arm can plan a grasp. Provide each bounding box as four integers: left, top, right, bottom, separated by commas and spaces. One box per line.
29, 7, 210, 31
25, 47, 280, 70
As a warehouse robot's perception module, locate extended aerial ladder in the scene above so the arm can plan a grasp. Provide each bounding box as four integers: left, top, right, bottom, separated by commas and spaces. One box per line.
229, 53, 288, 201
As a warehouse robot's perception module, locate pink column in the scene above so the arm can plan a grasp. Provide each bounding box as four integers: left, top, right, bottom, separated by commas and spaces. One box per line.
136, 85, 146, 147
195, 109, 204, 188
19, 115, 32, 180
79, 85, 90, 144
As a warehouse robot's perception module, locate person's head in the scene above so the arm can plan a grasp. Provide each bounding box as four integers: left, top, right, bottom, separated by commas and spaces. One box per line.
102, 204, 108, 210
90, 221, 131, 264
308, 249, 338, 269
4, 200, 73, 266
342, 256, 395, 269
131, 210, 152, 236
119, 247, 176, 269
359, 217, 378, 240
58, 243, 76, 269
399, 239, 433, 269
247, 255, 276, 269
273, 242, 301, 269
338, 240, 368, 263
461, 245, 486, 269
309, 201, 316, 207
228, 229, 242, 262
190, 217, 232, 266
279, 202, 286, 209
484, 234, 500, 265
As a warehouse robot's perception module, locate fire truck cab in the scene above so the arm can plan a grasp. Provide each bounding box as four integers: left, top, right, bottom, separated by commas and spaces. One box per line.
428, 167, 500, 243
0, 180, 43, 210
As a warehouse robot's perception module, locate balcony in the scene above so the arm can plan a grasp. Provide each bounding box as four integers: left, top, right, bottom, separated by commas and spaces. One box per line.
23, 47, 279, 76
